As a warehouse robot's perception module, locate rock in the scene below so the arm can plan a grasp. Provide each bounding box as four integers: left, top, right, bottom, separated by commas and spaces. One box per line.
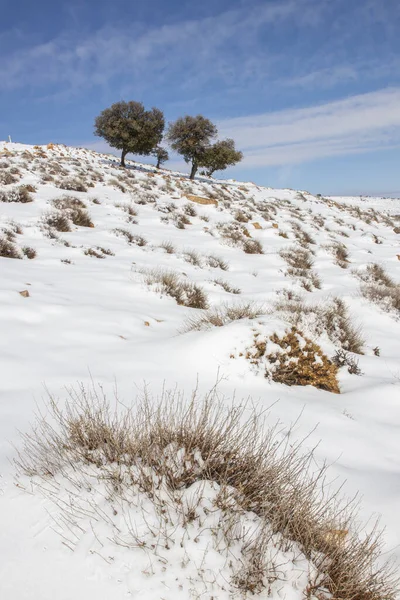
184, 194, 218, 206
19, 290, 30, 298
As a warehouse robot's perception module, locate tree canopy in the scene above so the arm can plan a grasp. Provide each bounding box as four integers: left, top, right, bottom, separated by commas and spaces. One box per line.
199, 139, 243, 176
166, 115, 217, 179
94, 101, 164, 167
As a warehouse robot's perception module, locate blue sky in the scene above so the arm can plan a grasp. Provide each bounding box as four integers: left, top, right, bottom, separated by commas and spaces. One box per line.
1, 0, 400, 195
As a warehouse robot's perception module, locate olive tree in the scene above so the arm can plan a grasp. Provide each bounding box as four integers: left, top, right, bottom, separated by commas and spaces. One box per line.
94, 101, 164, 167
166, 115, 217, 179
152, 146, 169, 169
199, 139, 243, 177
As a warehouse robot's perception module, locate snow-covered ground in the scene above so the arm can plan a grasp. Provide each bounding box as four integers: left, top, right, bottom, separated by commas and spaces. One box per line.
0, 141, 399, 599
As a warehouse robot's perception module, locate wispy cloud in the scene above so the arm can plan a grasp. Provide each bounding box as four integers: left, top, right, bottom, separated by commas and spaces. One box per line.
218, 88, 400, 166
0, 0, 324, 93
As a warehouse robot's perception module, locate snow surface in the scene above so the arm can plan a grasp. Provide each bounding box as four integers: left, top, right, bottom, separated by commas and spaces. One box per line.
0, 141, 399, 598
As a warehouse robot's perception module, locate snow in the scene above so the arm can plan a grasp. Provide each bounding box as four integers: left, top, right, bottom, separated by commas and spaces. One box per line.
0, 141, 399, 598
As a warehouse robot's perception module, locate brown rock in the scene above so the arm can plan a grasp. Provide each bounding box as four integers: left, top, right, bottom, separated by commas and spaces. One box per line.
19, 290, 30, 298
184, 194, 218, 206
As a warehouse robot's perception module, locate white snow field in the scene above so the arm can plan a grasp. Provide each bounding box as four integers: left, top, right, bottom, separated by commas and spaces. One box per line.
0, 141, 399, 599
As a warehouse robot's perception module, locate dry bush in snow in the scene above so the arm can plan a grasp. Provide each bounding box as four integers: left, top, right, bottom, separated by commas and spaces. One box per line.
0, 170, 19, 185
0, 186, 34, 203
330, 242, 350, 268
56, 177, 88, 192
212, 278, 241, 294
115, 202, 138, 223
42, 211, 72, 233
15, 385, 399, 600
183, 249, 203, 267
159, 240, 176, 254
52, 196, 87, 210
280, 246, 321, 291
113, 228, 147, 246
206, 254, 229, 270
0, 236, 22, 259
84, 246, 115, 258
142, 268, 209, 309
275, 296, 364, 354
264, 328, 340, 393
182, 301, 264, 331
355, 264, 400, 317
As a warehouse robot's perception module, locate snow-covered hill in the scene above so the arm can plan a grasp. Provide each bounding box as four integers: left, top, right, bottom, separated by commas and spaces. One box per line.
0, 141, 399, 599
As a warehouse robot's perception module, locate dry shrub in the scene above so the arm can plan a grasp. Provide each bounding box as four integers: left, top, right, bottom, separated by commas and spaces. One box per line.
84, 246, 114, 258
212, 278, 241, 294
290, 221, 316, 246
160, 240, 175, 254
266, 328, 340, 393
0, 171, 19, 185
183, 249, 203, 267
243, 238, 263, 254
330, 242, 350, 268
276, 296, 364, 354
109, 177, 126, 193
43, 211, 72, 232
183, 203, 197, 217
355, 264, 400, 316
115, 202, 138, 223
22, 184, 37, 193
0, 237, 22, 259
22, 246, 37, 259
206, 254, 229, 271
69, 207, 93, 227
280, 246, 321, 290
52, 196, 86, 210
15, 386, 399, 600
182, 301, 263, 331
217, 222, 262, 253
114, 228, 147, 246
234, 210, 250, 223
174, 213, 191, 229
281, 246, 314, 270
0, 186, 34, 203
142, 268, 208, 309
56, 177, 88, 192
332, 349, 363, 375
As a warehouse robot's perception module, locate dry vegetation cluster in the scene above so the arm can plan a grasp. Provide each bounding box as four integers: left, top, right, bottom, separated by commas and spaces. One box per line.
16, 387, 399, 600
1, 143, 398, 392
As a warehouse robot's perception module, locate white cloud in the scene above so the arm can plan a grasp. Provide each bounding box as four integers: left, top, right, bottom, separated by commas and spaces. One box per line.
217, 88, 400, 166
0, 0, 322, 92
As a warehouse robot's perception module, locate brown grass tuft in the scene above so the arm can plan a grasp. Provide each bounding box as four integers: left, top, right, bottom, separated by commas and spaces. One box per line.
15, 386, 399, 600
142, 268, 209, 309
0, 186, 34, 203
276, 296, 364, 354
182, 301, 263, 331
0, 237, 22, 259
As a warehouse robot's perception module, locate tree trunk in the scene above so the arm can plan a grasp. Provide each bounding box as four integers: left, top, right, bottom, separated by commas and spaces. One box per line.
156, 157, 161, 169
189, 161, 198, 180
120, 148, 128, 168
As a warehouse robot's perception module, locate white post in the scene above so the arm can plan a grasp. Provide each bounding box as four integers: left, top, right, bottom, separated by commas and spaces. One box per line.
8, 135, 12, 143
